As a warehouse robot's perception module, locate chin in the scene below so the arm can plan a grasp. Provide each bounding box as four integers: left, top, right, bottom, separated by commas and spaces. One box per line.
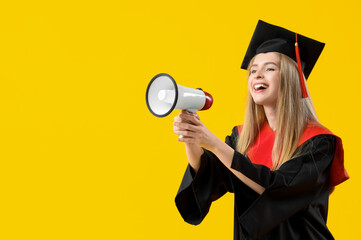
252, 97, 267, 106
252, 97, 277, 107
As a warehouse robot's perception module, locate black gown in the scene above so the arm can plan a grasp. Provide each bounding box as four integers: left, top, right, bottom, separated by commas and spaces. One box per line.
175, 126, 338, 240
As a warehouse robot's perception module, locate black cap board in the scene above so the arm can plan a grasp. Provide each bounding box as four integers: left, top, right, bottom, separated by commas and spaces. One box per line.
241, 20, 325, 80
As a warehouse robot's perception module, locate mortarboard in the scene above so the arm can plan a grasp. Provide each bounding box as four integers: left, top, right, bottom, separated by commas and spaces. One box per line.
241, 20, 325, 98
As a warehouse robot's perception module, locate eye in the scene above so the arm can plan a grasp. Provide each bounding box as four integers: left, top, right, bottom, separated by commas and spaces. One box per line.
250, 69, 257, 74
266, 68, 275, 71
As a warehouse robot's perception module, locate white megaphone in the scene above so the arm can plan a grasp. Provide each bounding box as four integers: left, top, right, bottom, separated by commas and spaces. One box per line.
146, 73, 213, 117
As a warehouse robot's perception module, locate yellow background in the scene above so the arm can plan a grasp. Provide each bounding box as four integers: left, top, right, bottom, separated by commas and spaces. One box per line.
0, 0, 359, 239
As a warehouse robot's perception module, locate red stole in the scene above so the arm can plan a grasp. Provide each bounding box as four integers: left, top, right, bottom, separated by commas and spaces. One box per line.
237, 123, 349, 188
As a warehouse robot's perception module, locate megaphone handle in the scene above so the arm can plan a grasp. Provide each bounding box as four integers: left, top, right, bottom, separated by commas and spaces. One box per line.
179, 109, 197, 139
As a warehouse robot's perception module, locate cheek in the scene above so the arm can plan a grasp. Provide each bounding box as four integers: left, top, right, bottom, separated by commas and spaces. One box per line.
247, 78, 252, 90
270, 74, 281, 91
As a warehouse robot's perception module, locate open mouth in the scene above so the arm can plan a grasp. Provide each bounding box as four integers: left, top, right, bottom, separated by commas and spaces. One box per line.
254, 83, 268, 91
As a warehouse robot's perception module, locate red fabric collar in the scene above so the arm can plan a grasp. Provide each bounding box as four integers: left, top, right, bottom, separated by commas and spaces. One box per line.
237, 122, 349, 188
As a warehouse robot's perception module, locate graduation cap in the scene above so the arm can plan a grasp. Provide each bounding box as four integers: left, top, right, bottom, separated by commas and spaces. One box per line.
241, 20, 325, 98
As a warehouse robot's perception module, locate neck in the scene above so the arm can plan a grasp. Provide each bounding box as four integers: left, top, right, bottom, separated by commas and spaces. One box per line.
263, 105, 277, 131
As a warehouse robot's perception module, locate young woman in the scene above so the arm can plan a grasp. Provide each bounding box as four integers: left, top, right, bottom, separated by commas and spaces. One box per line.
173, 20, 349, 240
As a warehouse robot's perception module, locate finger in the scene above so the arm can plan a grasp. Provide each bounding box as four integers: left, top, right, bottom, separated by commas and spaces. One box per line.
173, 115, 182, 123
174, 122, 199, 132
177, 135, 196, 143
194, 113, 200, 120
185, 111, 201, 120
173, 125, 190, 133
179, 112, 201, 125
174, 130, 194, 137
173, 126, 182, 133
174, 123, 196, 131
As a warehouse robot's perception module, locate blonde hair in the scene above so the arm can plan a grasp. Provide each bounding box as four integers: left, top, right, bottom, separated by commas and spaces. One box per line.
236, 53, 319, 170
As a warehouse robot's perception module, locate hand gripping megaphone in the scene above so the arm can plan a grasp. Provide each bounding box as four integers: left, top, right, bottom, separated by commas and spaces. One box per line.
146, 73, 213, 117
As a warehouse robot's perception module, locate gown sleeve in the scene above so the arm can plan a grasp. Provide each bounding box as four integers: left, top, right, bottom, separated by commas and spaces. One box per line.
175, 133, 236, 225
230, 134, 336, 238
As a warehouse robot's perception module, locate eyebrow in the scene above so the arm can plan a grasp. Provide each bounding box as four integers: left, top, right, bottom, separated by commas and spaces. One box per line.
250, 62, 279, 68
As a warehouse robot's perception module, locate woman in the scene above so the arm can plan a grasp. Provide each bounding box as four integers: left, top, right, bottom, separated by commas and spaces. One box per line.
173, 20, 349, 240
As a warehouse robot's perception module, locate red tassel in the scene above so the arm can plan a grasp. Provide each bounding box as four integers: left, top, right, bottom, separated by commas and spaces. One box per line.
295, 33, 308, 98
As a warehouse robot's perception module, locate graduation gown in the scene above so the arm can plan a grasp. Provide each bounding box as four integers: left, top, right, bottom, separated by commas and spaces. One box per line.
175, 122, 349, 240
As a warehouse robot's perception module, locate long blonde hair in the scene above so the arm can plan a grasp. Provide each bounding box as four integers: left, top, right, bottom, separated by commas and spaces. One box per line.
236, 53, 319, 170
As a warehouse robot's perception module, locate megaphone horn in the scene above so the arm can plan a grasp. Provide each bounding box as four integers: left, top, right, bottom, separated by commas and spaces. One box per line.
146, 73, 213, 117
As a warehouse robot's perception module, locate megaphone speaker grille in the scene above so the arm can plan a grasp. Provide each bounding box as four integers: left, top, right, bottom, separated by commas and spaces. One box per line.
146, 73, 179, 117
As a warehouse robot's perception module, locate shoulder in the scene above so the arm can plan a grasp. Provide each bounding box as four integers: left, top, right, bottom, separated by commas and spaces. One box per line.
299, 134, 336, 153
298, 127, 349, 188
286, 135, 337, 179
293, 125, 337, 161
298, 121, 336, 147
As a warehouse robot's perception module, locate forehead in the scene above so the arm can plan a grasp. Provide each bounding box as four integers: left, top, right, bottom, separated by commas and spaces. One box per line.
252, 52, 280, 65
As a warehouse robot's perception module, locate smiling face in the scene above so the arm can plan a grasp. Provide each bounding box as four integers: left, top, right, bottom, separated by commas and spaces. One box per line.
248, 52, 281, 109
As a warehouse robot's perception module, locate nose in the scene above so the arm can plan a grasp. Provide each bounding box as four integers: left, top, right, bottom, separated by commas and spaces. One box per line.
255, 69, 264, 79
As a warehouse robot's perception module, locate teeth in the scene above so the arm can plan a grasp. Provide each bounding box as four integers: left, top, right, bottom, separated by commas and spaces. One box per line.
254, 84, 267, 90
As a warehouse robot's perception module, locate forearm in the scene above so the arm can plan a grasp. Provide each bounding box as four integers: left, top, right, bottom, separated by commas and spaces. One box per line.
211, 138, 265, 195
184, 143, 204, 173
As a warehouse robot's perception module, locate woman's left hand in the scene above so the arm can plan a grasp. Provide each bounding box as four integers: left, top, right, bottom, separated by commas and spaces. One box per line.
173, 110, 220, 152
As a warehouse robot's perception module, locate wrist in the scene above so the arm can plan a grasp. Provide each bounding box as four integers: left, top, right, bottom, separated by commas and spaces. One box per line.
211, 138, 235, 169
209, 136, 225, 154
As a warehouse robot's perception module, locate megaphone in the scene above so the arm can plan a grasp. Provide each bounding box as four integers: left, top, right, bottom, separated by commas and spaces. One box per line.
146, 73, 213, 117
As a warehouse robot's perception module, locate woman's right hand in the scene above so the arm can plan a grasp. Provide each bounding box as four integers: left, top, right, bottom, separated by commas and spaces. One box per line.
173, 110, 200, 142
173, 110, 204, 172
